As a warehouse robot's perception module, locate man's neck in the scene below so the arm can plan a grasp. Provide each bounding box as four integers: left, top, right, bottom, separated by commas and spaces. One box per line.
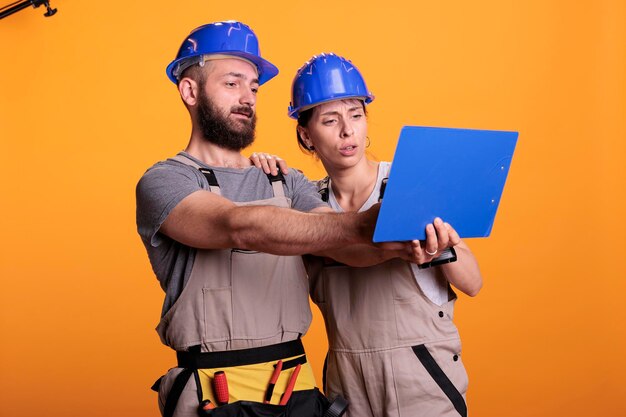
185, 134, 251, 169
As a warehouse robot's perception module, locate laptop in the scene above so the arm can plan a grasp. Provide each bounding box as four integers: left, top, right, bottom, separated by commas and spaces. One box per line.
372, 126, 518, 242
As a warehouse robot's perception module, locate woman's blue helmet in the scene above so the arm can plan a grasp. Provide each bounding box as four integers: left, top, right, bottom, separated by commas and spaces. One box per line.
288, 53, 374, 119
166, 21, 279, 85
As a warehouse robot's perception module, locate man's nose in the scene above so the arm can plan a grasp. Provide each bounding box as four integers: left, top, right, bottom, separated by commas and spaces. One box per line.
239, 86, 256, 107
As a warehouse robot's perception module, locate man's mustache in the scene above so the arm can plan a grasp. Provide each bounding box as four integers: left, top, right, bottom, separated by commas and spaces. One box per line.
231, 105, 253, 118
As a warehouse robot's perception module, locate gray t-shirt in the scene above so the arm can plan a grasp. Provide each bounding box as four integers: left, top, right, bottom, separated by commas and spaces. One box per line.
136, 152, 326, 316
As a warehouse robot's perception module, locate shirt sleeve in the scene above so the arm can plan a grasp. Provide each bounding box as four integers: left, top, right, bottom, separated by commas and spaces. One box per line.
286, 168, 328, 212
136, 162, 203, 247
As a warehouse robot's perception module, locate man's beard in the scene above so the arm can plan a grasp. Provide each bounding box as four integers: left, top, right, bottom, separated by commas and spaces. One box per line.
196, 91, 256, 151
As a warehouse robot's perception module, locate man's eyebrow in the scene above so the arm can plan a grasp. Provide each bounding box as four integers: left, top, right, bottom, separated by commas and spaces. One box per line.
222, 72, 260, 85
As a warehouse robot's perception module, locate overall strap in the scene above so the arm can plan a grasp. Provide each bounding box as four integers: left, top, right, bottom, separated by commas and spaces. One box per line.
378, 177, 388, 202
378, 162, 391, 202
162, 368, 194, 417
170, 154, 221, 195
318, 175, 388, 203
317, 176, 330, 202
267, 172, 286, 198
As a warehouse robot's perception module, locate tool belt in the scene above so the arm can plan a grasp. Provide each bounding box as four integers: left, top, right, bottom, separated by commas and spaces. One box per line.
152, 340, 348, 417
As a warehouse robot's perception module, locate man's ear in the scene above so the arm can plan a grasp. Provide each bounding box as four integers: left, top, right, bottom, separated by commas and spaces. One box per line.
297, 126, 314, 150
178, 77, 199, 107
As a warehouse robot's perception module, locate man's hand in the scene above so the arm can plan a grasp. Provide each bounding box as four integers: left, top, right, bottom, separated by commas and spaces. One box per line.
249, 152, 289, 176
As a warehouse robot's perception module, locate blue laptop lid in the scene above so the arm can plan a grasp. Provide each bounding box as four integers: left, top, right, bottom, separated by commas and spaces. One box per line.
373, 126, 518, 242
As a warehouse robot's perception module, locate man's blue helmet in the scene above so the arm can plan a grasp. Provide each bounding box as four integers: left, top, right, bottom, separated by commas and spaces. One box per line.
288, 53, 374, 119
166, 20, 279, 85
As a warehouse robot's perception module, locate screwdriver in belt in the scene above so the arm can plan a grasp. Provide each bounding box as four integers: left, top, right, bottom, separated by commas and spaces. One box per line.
279, 363, 301, 405
264, 360, 283, 404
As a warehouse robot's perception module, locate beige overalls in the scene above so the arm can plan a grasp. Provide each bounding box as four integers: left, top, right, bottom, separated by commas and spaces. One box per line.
308, 171, 469, 417
154, 155, 320, 417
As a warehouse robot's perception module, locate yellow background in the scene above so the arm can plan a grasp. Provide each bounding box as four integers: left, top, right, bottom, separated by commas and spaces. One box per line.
1, 1, 625, 416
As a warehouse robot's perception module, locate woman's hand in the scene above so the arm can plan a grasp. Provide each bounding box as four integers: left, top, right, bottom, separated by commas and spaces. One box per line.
427, 218, 483, 296
249, 152, 289, 176
422, 217, 461, 258
379, 217, 459, 264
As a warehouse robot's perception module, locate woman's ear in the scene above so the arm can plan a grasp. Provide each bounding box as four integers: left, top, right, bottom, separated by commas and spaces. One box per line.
297, 126, 314, 150
178, 77, 199, 107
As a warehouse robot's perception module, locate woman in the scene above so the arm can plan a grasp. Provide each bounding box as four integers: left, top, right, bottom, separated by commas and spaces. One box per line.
288, 53, 483, 417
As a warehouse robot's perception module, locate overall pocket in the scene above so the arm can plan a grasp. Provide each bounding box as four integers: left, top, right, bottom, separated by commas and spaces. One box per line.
411, 344, 467, 417
203, 287, 233, 342
230, 251, 310, 339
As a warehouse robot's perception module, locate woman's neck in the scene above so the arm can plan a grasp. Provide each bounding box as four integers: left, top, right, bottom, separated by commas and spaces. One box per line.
326, 159, 380, 212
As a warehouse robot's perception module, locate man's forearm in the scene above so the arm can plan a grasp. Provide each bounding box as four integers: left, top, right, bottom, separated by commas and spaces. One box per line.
315, 244, 398, 267
226, 205, 375, 255
161, 190, 378, 253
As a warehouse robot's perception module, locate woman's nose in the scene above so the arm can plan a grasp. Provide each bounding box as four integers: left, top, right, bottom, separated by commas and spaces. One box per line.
341, 121, 354, 138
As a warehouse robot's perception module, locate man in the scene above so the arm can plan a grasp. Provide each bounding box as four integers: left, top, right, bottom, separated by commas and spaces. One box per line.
136, 21, 426, 417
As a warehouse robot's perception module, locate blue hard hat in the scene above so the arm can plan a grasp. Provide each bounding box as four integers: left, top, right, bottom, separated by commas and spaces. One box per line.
166, 20, 279, 85
288, 53, 374, 119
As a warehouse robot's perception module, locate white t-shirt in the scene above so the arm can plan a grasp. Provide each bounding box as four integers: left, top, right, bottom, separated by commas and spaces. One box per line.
325, 162, 450, 306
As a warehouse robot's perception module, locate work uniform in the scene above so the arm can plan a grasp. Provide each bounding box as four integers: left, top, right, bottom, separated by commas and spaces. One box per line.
308, 162, 469, 417
137, 153, 335, 417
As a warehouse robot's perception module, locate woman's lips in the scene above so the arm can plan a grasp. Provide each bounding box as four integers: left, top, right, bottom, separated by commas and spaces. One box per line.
339, 145, 358, 156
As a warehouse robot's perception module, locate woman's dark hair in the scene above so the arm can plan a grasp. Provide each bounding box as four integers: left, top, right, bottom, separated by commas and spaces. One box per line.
296, 108, 316, 153
295, 100, 368, 154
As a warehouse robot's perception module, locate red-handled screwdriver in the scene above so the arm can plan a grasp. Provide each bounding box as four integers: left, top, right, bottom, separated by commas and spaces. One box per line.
279, 364, 301, 405
264, 360, 283, 404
